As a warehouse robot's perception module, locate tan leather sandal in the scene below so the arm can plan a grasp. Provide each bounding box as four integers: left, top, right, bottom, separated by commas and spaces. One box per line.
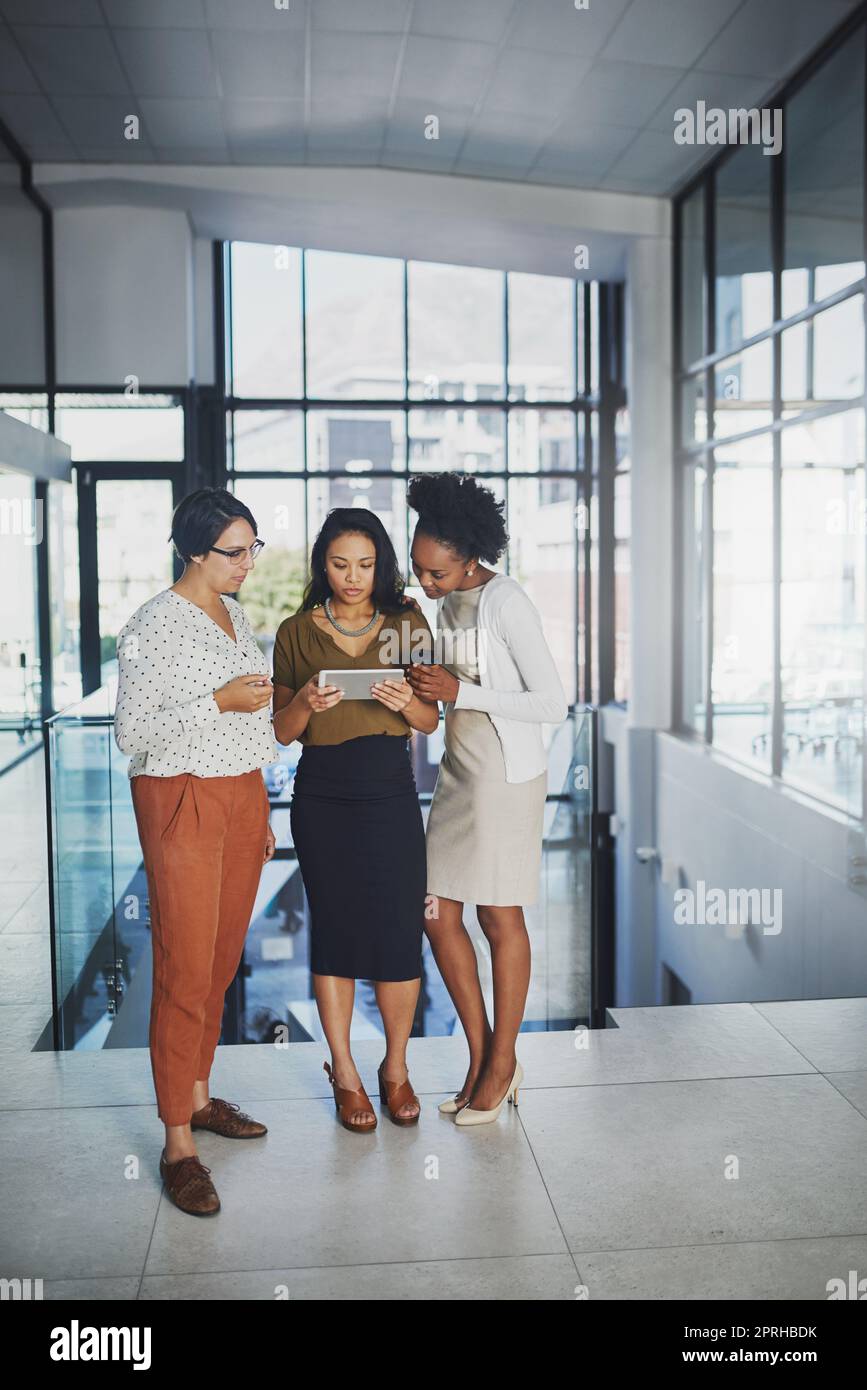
377, 1060, 420, 1126
323, 1060, 377, 1132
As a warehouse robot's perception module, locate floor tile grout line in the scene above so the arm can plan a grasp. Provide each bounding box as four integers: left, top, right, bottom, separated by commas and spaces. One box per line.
135, 1187, 165, 1301
562, 1229, 867, 1257
512, 1103, 585, 1288
5, 1067, 866, 1113
745, 1001, 847, 1076
138, 1250, 588, 1282
47, 1228, 867, 1291
817, 1071, 867, 1124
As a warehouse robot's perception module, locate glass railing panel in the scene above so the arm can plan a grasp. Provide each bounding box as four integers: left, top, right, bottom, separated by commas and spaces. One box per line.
45, 690, 599, 1047
46, 687, 117, 1048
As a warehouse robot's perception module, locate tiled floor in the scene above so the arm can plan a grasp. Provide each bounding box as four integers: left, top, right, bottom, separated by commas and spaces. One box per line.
2, 750, 867, 1300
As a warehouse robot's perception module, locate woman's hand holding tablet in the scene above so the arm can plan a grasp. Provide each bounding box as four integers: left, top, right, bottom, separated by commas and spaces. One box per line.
370, 676, 414, 713
298, 673, 344, 713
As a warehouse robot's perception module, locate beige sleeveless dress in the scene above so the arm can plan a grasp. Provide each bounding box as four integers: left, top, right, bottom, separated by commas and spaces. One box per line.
425, 583, 548, 907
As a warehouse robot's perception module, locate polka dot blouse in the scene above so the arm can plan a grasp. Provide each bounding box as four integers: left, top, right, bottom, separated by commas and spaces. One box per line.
113, 589, 278, 779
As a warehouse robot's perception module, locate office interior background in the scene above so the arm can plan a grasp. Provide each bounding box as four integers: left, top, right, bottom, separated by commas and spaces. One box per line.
1, 0, 866, 1307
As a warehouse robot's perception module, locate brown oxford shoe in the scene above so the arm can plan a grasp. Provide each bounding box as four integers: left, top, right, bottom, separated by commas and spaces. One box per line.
159, 1150, 221, 1216
190, 1096, 268, 1139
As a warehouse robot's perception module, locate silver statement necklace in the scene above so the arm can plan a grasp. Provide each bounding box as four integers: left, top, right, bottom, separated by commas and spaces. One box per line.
324, 596, 381, 636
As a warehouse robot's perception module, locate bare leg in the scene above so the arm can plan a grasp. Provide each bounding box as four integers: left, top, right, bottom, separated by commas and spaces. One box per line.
425, 896, 493, 1104
467, 905, 530, 1111
374, 978, 421, 1119
163, 1122, 197, 1162
164, 1078, 210, 1161
314, 972, 375, 1128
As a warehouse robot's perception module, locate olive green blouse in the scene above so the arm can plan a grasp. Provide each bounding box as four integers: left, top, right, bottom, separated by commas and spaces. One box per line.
272, 604, 434, 746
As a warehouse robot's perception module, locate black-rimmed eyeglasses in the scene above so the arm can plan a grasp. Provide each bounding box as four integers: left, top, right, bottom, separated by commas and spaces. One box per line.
209, 540, 265, 562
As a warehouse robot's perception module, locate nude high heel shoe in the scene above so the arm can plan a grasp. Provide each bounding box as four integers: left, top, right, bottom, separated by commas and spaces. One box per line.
438, 1092, 470, 1114
453, 1061, 523, 1127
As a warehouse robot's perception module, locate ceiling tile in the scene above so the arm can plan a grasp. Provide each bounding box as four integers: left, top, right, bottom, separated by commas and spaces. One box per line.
203, 0, 305, 31
211, 30, 304, 100
645, 69, 777, 134
0, 24, 40, 92
397, 35, 499, 112
113, 28, 218, 99
697, 0, 857, 78
222, 98, 305, 153
384, 100, 468, 157
484, 48, 592, 120
0, 90, 75, 154
139, 97, 225, 148
102, 0, 207, 26
601, 0, 744, 69
0, 0, 855, 193
312, 31, 404, 104
602, 125, 708, 188
312, 0, 412, 32
462, 107, 561, 159
0, 1, 104, 22
508, 0, 633, 58
308, 100, 387, 153
12, 25, 129, 95
411, 0, 516, 45
51, 94, 151, 148
563, 58, 683, 127
534, 117, 640, 172
458, 121, 550, 178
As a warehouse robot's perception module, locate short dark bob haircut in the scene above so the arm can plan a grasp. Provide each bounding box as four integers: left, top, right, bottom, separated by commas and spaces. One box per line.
300, 508, 412, 615
407, 472, 508, 564
169, 488, 258, 563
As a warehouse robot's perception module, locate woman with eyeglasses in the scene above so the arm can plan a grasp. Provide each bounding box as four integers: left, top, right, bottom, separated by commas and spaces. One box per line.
114, 487, 278, 1218
272, 509, 438, 1132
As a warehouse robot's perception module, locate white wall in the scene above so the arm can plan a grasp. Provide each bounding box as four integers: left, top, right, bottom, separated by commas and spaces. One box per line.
36, 162, 670, 282
53, 206, 195, 388
0, 178, 45, 385
654, 734, 867, 1002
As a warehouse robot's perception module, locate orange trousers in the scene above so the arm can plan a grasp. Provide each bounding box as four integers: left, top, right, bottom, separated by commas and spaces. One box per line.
130, 770, 269, 1126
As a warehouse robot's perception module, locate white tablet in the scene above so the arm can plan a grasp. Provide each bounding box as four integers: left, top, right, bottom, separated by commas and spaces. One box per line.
317, 668, 406, 700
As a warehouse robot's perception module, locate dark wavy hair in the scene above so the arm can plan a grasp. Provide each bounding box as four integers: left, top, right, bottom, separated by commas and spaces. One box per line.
169, 487, 258, 563
406, 472, 508, 563
300, 508, 412, 615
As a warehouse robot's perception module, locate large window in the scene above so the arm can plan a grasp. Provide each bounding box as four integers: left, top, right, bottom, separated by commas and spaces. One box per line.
225, 243, 623, 710
675, 21, 866, 818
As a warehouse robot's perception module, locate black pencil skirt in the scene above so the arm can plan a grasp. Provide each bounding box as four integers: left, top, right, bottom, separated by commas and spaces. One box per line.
289, 733, 426, 981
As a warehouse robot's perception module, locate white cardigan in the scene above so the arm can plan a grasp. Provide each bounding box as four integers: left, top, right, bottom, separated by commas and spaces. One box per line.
437, 573, 569, 783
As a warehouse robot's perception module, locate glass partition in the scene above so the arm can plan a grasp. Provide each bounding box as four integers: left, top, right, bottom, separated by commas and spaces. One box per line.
45, 692, 601, 1048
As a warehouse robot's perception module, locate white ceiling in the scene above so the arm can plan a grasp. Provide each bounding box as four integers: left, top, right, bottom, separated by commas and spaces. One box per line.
0, 0, 860, 195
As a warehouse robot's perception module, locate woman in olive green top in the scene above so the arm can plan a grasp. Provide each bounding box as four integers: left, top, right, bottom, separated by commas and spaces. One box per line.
272, 509, 437, 1131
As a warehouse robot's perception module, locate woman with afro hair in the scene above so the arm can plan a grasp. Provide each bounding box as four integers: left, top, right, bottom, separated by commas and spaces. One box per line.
406, 473, 568, 1126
